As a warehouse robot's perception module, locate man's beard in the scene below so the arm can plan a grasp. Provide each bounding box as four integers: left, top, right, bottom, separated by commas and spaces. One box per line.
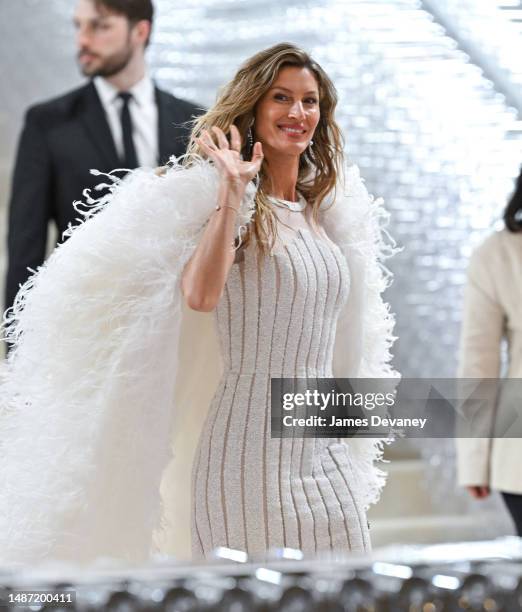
79, 45, 134, 78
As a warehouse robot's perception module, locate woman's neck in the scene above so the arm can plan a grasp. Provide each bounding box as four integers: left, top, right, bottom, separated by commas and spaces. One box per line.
264, 152, 299, 201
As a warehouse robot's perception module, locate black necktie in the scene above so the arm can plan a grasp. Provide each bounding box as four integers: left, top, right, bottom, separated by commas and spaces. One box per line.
118, 92, 138, 169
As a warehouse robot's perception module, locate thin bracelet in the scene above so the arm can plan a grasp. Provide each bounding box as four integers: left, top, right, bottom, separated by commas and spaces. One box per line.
215, 204, 239, 213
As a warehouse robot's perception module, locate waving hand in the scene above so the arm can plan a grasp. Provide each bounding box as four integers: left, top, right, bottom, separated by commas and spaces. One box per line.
196, 125, 263, 187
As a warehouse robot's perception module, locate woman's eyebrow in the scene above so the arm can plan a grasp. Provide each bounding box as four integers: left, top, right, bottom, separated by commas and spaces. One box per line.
271, 86, 319, 95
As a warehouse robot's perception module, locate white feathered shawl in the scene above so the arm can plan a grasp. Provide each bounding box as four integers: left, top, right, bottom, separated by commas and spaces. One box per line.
0, 159, 398, 567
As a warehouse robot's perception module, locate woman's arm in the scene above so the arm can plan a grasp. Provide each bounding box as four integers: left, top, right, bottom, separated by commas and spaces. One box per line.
181, 126, 263, 312
458, 239, 504, 379
456, 235, 505, 496
181, 178, 245, 312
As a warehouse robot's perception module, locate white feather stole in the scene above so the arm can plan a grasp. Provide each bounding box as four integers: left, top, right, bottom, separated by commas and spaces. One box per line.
325, 164, 399, 513
0, 159, 397, 567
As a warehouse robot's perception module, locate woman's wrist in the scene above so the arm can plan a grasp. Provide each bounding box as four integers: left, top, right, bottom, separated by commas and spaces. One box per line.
215, 204, 239, 215
217, 178, 245, 211
220, 175, 247, 195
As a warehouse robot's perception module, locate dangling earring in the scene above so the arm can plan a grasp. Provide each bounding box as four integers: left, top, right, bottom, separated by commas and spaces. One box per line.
307, 139, 314, 157
247, 120, 254, 153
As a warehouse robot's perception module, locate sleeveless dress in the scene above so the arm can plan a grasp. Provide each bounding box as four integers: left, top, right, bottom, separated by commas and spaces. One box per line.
191, 213, 371, 559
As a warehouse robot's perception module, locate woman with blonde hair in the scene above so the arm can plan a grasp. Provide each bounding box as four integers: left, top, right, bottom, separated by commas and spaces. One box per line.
0, 43, 397, 565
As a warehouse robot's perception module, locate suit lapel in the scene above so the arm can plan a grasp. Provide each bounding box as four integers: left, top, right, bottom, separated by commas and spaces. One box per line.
79, 82, 120, 169
156, 87, 194, 164
156, 87, 172, 165
78, 84, 195, 167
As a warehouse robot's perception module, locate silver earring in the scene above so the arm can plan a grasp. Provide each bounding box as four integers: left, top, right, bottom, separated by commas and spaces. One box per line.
247, 120, 254, 151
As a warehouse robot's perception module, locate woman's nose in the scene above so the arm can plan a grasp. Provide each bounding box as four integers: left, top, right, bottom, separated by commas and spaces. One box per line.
288, 101, 305, 119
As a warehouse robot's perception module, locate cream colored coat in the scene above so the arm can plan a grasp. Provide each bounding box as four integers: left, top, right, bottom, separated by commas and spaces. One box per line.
456, 229, 522, 494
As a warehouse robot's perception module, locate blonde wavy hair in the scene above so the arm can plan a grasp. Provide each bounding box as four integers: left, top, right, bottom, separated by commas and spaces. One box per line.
185, 42, 344, 253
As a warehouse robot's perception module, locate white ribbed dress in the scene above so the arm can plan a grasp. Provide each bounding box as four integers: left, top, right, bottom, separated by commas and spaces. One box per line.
191, 216, 371, 559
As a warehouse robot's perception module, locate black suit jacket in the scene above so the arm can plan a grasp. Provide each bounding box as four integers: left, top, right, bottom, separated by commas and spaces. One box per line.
5, 81, 201, 311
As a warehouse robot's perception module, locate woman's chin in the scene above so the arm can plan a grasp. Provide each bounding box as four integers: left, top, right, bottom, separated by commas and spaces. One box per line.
268, 141, 308, 157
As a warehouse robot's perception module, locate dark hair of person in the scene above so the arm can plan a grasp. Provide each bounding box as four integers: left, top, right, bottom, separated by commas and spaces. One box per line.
94, 0, 154, 46
504, 166, 522, 232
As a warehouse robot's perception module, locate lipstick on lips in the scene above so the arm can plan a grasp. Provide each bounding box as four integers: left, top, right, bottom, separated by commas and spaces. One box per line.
277, 123, 307, 139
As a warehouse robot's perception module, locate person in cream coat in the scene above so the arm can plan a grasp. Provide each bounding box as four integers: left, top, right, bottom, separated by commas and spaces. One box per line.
456, 167, 522, 536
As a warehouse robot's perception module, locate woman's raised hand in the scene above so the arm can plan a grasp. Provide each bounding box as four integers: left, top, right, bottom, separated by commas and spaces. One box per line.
196, 125, 263, 187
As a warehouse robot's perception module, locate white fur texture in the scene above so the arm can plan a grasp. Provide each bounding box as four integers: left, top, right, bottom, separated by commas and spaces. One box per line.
324, 163, 400, 510
0, 159, 397, 566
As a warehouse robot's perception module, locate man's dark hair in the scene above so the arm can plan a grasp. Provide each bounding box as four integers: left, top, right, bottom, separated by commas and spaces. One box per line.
94, 0, 154, 46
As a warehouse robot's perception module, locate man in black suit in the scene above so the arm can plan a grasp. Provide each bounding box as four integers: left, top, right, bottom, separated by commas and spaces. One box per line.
5, 0, 200, 313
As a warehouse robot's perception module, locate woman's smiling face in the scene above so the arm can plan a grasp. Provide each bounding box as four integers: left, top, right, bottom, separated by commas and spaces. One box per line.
254, 65, 320, 158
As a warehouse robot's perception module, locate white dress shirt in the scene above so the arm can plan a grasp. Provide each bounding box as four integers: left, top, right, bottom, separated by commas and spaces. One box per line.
94, 74, 159, 168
